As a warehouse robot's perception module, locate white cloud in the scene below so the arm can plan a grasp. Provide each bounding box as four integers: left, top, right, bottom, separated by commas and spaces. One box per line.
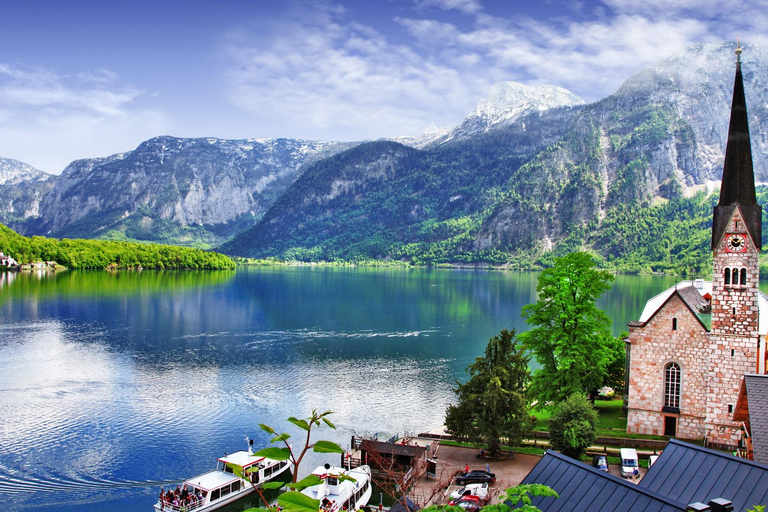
413, 0, 483, 14
0, 63, 169, 173
224, 3, 489, 141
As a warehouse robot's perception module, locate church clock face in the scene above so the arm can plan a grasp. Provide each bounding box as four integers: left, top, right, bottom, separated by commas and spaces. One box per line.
725, 233, 747, 252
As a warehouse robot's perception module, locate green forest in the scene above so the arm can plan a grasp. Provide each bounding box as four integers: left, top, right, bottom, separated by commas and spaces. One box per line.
0, 223, 235, 270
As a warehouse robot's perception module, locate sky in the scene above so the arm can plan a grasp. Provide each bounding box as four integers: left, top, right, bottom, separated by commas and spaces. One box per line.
1, 0, 768, 174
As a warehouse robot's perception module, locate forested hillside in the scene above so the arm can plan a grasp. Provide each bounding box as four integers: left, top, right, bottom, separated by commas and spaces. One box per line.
0, 224, 234, 270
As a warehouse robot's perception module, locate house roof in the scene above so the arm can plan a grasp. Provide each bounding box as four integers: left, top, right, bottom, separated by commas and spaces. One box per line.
359, 439, 426, 458
738, 374, 768, 464
633, 280, 768, 335
639, 439, 768, 510
513, 450, 687, 511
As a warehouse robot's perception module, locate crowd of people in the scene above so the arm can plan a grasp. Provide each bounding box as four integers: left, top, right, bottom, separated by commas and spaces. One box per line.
158, 484, 206, 511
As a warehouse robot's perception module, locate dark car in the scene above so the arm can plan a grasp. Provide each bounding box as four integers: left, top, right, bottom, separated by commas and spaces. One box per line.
455, 470, 496, 485
592, 454, 609, 472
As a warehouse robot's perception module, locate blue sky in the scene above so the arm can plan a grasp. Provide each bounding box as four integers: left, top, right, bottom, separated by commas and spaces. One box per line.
1, 0, 765, 174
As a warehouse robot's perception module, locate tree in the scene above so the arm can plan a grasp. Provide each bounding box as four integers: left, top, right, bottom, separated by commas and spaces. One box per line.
240, 409, 345, 512
445, 329, 531, 455
519, 251, 617, 403
548, 393, 598, 460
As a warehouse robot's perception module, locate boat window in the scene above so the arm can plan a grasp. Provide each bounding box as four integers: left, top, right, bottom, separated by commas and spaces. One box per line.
211, 489, 220, 501
328, 477, 338, 486
232, 480, 241, 492
265, 465, 273, 477
225, 465, 234, 474
221, 484, 231, 497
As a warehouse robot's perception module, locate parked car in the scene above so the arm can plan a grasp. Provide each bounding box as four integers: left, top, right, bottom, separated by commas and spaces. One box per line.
455, 470, 496, 485
620, 448, 639, 478
592, 454, 609, 472
448, 495, 484, 511
449, 482, 490, 501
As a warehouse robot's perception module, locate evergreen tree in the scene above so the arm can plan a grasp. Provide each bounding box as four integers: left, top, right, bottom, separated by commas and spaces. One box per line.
519, 251, 619, 403
445, 329, 531, 454
548, 393, 598, 460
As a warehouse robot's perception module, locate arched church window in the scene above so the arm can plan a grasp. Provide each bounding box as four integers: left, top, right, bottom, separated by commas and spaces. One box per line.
724, 268, 731, 285
732, 268, 740, 285
741, 268, 747, 285
664, 362, 681, 409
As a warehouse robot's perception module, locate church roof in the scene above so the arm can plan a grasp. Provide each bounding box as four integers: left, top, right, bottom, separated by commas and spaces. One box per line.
712, 46, 762, 250
639, 439, 768, 511
633, 280, 768, 335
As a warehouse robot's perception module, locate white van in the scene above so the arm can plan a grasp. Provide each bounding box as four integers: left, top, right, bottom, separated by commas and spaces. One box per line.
620, 448, 639, 478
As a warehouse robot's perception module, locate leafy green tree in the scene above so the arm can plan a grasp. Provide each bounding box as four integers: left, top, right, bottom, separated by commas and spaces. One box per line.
445, 329, 531, 455
548, 393, 598, 460
519, 251, 617, 403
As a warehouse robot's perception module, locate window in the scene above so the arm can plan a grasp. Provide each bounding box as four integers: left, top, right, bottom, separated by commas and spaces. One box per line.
672, 318, 677, 330
725, 268, 731, 285
732, 268, 740, 285
741, 268, 747, 284
664, 362, 681, 409
211, 489, 221, 502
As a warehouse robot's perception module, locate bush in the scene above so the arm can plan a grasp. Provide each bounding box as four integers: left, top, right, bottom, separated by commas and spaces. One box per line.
548, 393, 598, 460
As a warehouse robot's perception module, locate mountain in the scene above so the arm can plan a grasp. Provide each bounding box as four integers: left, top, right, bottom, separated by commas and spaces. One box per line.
436, 81, 585, 144
18, 136, 356, 248
0, 157, 54, 230
220, 42, 768, 273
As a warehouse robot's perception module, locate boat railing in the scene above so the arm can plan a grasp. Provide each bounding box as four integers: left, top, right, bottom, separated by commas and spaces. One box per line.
156, 499, 206, 512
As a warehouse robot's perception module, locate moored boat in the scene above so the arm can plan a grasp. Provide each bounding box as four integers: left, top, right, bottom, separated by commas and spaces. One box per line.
154, 436, 292, 512
300, 463, 372, 512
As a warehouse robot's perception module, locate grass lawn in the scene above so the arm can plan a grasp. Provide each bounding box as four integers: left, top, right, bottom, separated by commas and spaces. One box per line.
533, 398, 628, 434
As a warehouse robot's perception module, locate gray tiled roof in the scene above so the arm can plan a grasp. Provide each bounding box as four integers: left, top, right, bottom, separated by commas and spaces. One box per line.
746, 374, 768, 464
514, 451, 686, 511
639, 439, 768, 511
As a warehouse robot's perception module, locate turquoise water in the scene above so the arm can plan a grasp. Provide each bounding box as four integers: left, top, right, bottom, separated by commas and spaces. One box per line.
0, 267, 679, 511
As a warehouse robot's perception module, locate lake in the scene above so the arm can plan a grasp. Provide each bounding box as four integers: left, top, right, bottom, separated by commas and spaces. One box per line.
0, 266, 681, 511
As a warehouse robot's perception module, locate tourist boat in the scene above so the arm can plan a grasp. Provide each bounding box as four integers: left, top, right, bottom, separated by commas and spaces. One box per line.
301, 463, 372, 512
154, 436, 292, 512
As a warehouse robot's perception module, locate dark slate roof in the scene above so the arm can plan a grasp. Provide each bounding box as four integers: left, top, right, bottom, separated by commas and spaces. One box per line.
713, 51, 762, 250
513, 450, 686, 511
359, 439, 426, 458
745, 374, 768, 464
639, 439, 768, 511
388, 498, 419, 512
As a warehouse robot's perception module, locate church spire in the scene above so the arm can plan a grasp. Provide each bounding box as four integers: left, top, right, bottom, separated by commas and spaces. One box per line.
712, 42, 762, 250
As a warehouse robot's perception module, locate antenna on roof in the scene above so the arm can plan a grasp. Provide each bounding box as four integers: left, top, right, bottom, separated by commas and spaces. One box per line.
736, 37, 743, 63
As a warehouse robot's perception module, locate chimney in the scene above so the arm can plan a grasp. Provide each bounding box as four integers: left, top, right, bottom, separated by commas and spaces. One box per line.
687, 503, 710, 511
708, 498, 734, 512
694, 278, 705, 290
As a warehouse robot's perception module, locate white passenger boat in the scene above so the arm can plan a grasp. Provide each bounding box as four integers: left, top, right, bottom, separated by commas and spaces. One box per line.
300, 463, 372, 512
154, 436, 292, 512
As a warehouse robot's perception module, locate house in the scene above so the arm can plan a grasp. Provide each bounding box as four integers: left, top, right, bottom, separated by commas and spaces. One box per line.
626, 44, 766, 450
0, 252, 18, 268
515, 440, 768, 511
733, 374, 768, 463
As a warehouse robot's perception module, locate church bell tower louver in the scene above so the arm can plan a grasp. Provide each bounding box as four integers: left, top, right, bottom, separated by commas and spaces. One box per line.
707, 43, 763, 447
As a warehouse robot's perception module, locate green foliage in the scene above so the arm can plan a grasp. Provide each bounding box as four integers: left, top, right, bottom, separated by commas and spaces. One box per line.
746, 505, 766, 512
0, 223, 234, 270
445, 329, 532, 454
502, 483, 559, 511
548, 394, 599, 460
258, 409, 343, 484
519, 252, 619, 403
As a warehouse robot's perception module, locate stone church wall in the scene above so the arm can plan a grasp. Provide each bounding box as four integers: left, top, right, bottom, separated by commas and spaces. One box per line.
627, 294, 708, 440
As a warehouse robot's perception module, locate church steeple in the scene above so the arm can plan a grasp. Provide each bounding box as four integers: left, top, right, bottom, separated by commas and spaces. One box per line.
712, 42, 762, 250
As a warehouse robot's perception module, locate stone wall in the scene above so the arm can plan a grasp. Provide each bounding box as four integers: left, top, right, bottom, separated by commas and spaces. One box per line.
627, 294, 708, 439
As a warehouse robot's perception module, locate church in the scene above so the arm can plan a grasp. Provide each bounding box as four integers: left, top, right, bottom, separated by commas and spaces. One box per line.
626, 45, 768, 450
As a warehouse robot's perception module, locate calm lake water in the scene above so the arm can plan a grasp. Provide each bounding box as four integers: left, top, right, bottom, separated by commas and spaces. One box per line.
0, 266, 682, 511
